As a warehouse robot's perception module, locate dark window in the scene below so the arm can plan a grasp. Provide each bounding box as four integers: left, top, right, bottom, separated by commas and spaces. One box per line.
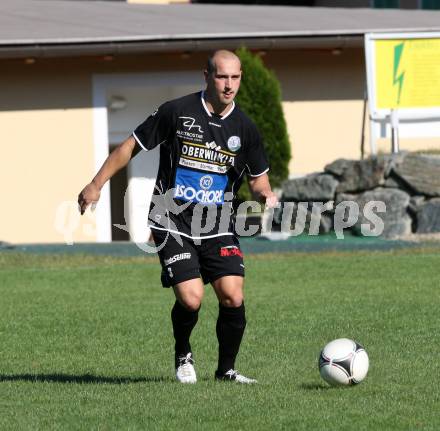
373, 0, 400, 7
422, 0, 440, 9
109, 146, 129, 241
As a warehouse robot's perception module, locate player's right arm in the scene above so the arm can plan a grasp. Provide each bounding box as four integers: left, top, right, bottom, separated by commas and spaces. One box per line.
78, 136, 137, 215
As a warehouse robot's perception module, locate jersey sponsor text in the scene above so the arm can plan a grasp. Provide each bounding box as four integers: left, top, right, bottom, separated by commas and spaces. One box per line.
181, 142, 235, 166
178, 157, 228, 174
174, 168, 228, 205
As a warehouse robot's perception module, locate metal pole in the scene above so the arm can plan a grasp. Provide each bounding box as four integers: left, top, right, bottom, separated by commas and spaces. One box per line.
360, 88, 368, 160
390, 109, 400, 154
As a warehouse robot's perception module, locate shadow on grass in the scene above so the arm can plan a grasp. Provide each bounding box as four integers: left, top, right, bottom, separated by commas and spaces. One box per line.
0, 373, 173, 384
299, 382, 334, 390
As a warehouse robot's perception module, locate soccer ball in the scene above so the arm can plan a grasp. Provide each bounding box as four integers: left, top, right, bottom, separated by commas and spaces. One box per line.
319, 338, 369, 386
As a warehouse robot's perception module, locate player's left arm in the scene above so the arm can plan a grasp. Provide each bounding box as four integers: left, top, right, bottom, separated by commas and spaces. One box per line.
248, 173, 278, 208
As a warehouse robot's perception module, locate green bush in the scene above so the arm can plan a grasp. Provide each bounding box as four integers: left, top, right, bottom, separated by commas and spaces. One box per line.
235, 47, 291, 203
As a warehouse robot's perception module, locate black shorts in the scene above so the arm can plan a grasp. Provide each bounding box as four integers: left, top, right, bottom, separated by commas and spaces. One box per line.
151, 229, 245, 288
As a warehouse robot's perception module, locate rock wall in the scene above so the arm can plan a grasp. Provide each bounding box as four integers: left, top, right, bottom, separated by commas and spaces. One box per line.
275, 153, 440, 239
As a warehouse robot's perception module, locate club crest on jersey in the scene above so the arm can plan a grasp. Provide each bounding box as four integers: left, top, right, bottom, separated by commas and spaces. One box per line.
227, 136, 241, 152
200, 175, 213, 190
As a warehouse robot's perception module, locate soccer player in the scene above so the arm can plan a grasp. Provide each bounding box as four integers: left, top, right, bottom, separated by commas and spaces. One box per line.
78, 50, 278, 384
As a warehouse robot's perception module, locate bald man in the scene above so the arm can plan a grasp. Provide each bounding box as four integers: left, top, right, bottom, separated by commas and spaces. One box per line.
78, 50, 277, 384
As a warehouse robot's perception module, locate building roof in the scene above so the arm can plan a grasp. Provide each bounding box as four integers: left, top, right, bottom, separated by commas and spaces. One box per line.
2, 0, 440, 58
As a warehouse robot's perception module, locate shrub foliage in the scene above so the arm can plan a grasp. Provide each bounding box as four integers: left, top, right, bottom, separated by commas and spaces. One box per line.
235, 47, 291, 202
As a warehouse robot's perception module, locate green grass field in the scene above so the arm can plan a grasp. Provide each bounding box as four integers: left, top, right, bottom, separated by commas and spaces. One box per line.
1, 248, 439, 430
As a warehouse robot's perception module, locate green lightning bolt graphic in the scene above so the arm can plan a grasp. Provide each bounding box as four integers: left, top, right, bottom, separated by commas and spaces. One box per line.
393, 42, 405, 105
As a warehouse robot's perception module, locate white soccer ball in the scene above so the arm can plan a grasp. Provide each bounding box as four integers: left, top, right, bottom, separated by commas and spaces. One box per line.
319, 338, 369, 386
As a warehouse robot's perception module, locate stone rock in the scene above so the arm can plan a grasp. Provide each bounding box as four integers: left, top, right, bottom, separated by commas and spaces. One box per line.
379, 152, 407, 177
383, 172, 416, 195
273, 201, 334, 235
343, 188, 411, 239
408, 195, 426, 214
384, 176, 400, 189
393, 154, 440, 197
324, 158, 352, 177
416, 198, 440, 233
282, 174, 338, 201
334, 192, 359, 206
324, 157, 388, 193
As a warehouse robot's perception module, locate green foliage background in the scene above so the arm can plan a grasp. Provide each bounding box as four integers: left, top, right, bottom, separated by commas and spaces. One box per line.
235, 47, 291, 202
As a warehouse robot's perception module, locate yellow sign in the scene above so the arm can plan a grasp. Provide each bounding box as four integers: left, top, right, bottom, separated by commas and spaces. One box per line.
375, 38, 440, 109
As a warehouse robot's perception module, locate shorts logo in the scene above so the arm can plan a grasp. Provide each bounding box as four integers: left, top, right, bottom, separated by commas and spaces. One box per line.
164, 253, 191, 266
220, 246, 243, 258
227, 136, 241, 152
200, 175, 213, 190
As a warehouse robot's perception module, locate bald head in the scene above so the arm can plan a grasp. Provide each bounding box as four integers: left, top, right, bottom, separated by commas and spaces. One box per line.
206, 50, 241, 75
204, 49, 242, 113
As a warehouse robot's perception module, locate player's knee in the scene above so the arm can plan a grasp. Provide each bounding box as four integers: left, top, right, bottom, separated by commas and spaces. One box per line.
180, 297, 202, 312
220, 295, 243, 308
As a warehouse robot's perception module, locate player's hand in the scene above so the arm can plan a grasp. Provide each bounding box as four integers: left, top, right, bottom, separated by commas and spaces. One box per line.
78, 182, 100, 215
263, 191, 278, 209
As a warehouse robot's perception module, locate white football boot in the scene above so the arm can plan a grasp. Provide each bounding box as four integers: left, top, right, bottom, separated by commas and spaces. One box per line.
176, 353, 197, 384
215, 369, 257, 384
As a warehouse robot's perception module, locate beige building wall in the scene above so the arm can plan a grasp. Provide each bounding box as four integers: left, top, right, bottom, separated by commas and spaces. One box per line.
1, 49, 438, 244
267, 48, 368, 176
0, 62, 96, 244
0, 53, 209, 245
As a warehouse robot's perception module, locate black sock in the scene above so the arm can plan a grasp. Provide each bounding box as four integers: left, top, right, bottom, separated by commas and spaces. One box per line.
216, 302, 246, 375
171, 301, 199, 367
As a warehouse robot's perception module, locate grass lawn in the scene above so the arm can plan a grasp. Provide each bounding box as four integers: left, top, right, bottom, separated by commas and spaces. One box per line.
0, 248, 439, 430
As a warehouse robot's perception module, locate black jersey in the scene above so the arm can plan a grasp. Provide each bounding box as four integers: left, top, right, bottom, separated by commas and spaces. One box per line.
132, 91, 269, 239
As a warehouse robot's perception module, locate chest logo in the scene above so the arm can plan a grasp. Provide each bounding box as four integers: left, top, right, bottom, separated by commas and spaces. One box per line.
179, 116, 204, 133
200, 175, 213, 190
206, 140, 222, 151
227, 136, 241, 152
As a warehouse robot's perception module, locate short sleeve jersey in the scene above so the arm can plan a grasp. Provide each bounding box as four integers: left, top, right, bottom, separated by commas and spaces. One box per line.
132, 91, 269, 239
